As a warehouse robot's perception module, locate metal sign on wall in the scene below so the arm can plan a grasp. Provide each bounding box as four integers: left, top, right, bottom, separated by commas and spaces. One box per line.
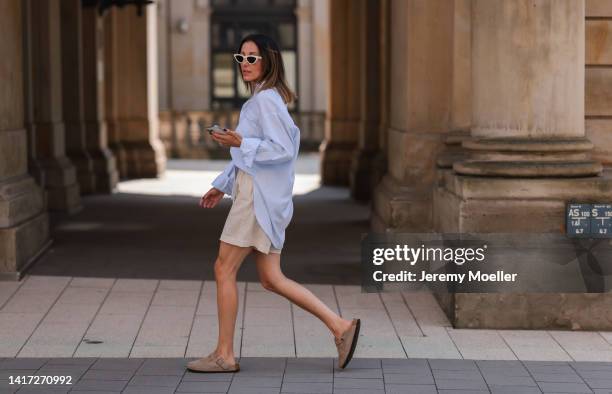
567, 203, 612, 238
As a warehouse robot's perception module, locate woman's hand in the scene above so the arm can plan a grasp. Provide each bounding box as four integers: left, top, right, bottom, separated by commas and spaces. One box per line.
211, 129, 242, 148
200, 187, 225, 208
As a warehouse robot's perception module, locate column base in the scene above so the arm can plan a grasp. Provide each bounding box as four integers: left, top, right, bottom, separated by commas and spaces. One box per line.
39, 156, 82, 214
349, 149, 381, 201
0, 175, 50, 280
371, 174, 434, 232
456, 137, 603, 177
432, 168, 612, 329
66, 149, 96, 195
319, 140, 356, 186
434, 292, 612, 330
434, 168, 612, 233
88, 147, 119, 194
0, 176, 46, 227
123, 140, 167, 179
109, 142, 128, 180
107, 119, 129, 179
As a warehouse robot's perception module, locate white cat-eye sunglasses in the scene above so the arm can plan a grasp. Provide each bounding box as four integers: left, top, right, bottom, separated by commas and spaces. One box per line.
233, 54, 263, 65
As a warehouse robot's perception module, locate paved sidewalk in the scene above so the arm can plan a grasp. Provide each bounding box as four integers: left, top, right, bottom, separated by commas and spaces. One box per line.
2, 275, 612, 361
2, 357, 612, 393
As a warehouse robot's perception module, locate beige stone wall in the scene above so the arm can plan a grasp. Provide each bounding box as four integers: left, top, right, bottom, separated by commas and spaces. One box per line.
586, 0, 612, 166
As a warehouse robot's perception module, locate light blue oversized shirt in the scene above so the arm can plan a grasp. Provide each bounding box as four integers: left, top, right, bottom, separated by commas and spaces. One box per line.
210, 87, 300, 250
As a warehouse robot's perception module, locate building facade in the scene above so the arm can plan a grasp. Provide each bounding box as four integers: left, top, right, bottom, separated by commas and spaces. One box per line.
0, 0, 611, 330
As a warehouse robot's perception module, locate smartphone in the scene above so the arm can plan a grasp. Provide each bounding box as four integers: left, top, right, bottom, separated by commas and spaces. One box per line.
206, 124, 228, 135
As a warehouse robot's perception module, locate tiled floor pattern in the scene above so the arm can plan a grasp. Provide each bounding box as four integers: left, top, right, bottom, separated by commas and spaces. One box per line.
1, 357, 612, 393
1, 276, 612, 362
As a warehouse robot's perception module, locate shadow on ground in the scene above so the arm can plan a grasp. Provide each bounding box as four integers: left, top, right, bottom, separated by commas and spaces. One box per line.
31, 183, 370, 284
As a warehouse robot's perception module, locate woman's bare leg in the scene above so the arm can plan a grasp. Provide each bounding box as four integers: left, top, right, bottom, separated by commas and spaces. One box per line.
211, 240, 252, 365
254, 251, 353, 340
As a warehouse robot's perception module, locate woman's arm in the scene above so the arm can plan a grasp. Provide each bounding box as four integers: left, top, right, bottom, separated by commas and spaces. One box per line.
239, 93, 296, 168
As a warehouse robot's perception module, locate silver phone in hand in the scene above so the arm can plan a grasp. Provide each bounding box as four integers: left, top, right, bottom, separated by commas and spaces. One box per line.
206, 124, 228, 135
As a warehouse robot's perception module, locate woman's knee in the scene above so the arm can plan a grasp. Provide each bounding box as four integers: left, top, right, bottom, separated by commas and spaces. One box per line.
214, 255, 238, 281
259, 274, 285, 292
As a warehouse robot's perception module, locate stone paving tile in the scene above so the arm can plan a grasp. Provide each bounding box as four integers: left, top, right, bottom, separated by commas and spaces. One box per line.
128, 374, 182, 387
538, 381, 594, 393
70, 378, 128, 391
227, 387, 280, 394
532, 372, 585, 383
385, 384, 438, 394
484, 374, 539, 386
282, 372, 333, 383
70, 392, 121, 394
80, 368, 134, 380
429, 358, 479, 370
333, 377, 384, 389
438, 391, 490, 394
0, 370, 37, 380
489, 387, 542, 394
230, 375, 283, 388
90, 358, 145, 371
280, 381, 333, 393
500, 330, 572, 361
122, 387, 176, 394
0, 312, 47, 357
0, 359, 47, 370
44, 358, 96, 367
587, 379, 612, 390
449, 329, 517, 360
0, 357, 611, 393
435, 377, 489, 390
135, 358, 189, 376
333, 367, 383, 379
333, 389, 385, 394
182, 371, 234, 382
383, 371, 435, 385
176, 380, 231, 392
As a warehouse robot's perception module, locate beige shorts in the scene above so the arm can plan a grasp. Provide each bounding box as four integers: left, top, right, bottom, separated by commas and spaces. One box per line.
219, 168, 282, 254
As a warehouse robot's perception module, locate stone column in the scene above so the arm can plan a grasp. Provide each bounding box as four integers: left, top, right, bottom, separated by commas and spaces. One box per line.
433, 0, 472, 232
115, 5, 166, 178
371, 0, 454, 232
370, 0, 391, 191
454, 0, 600, 179
21, 0, 45, 186
24, 0, 82, 213
349, 0, 382, 201
296, 0, 314, 112
434, 0, 612, 330
81, 6, 119, 193
60, 0, 97, 194
320, 0, 361, 186
0, 0, 50, 280
586, 0, 612, 167
103, 8, 128, 178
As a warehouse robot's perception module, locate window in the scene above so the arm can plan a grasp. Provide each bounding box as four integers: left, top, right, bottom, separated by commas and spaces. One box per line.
210, 0, 298, 110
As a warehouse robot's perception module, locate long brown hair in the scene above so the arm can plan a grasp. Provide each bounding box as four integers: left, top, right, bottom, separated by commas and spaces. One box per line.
237, 34, 297, 105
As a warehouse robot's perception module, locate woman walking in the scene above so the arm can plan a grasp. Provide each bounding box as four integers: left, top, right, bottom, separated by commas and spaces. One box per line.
187, 34, 360, 373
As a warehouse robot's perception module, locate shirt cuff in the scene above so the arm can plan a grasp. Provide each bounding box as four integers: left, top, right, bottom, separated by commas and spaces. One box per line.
211, 170, 233, 195
240, 137, 261, 168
